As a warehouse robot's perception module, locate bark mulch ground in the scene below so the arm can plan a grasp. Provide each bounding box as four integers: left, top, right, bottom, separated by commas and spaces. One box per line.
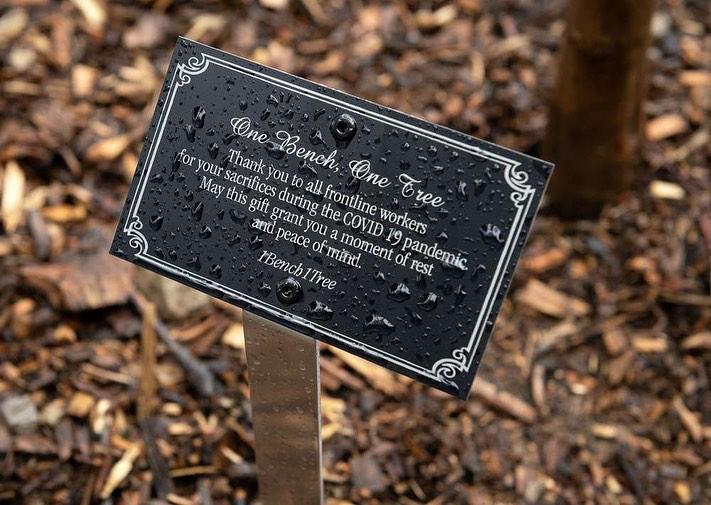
0, 0, 709, 503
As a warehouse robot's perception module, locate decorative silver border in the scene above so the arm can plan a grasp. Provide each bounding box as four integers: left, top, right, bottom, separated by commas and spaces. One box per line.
123, 51, 536, 389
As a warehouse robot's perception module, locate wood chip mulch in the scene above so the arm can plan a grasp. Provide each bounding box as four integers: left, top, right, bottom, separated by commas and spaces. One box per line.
1, 0, 709, 503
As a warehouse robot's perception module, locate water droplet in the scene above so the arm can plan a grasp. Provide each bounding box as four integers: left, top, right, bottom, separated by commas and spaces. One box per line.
192, 106, 206, 128
184, 124, 196, 142
417, 292, 439, 311
258, 282, 272, 296
406, 308, 423, 324
454, 284, 467, 304
209, 264, 222, 278
442, 258, 467, 277
456, 180, 468, 200
471, 264, 487, 282
191, 201, 204, 221
199, 225, 212, 238
149, 215, 163, 230
480, 223, 504, 245
364, 314, 395, 335
305, 300, 333, 321
387, 282, 411, 302
265, 141, 286, 159
309, 128, 325, 146
229, 209, 247, 224
208, 142, 219, 159
187, 256, 201, 270
249, 235, 263, 250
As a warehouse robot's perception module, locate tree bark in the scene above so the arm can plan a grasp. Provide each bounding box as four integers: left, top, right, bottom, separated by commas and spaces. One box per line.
544, 0, 653, 218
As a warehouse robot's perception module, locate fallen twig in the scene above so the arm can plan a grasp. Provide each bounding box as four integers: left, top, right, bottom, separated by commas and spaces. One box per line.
132, 293, 218, 397
472, 378, 537, 424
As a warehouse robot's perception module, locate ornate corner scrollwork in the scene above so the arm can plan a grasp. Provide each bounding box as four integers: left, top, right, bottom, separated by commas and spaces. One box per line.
432, 347, 469, 387
176, 53, 210, 87
125, 216, 148, 255
504, 162, 535, 208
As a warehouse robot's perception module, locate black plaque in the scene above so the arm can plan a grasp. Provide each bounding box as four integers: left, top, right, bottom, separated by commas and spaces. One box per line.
111, 37, 554, 398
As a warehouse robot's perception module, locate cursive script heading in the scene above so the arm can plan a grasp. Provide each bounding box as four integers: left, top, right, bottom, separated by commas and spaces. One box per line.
231, 116, 445, 208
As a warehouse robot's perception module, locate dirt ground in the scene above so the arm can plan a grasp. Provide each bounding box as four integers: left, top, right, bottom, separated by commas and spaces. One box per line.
0, 0, 709, 503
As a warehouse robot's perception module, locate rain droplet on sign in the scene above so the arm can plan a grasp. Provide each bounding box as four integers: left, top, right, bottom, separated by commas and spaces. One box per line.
265, 141, 286, 160
258, 282, 272, 296
191, 201, 204, 221
454, 285, 467, 304
406, 308, 423, 324
193, 106, 206, 128
305, 300, 333, 321
249, 235, 263, 250
387, 283, 411, 302
149, 215, 163, 231
364, 314, 395, 335
309, 128, 325, 146
456, 180, 468, 201
184, 124, 196, 142
417, 292, 439, 311
229, 209, 247, 224
480, 223, 504, 245
442, 258, 467, 278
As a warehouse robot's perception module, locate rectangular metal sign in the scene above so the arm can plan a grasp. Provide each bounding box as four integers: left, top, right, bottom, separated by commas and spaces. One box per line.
111, 37, 554, 398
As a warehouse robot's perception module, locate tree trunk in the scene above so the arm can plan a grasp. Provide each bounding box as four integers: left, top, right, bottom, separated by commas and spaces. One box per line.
544, 0, 653, 218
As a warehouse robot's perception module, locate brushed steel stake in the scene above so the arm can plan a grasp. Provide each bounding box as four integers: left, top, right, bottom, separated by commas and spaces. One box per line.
243, 311, 323, 505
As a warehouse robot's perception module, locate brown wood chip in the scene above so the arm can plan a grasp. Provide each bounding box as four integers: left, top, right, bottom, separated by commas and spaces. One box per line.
681, 332, 711, 351
645, 113, 688, 141
472, 377, 537, 424
20, 255, 133, 311
328, 346, 408, 396
516, 279, 590, 318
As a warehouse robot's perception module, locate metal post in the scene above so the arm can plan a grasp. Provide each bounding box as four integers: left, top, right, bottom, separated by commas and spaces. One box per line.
243, 311, 323, 505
